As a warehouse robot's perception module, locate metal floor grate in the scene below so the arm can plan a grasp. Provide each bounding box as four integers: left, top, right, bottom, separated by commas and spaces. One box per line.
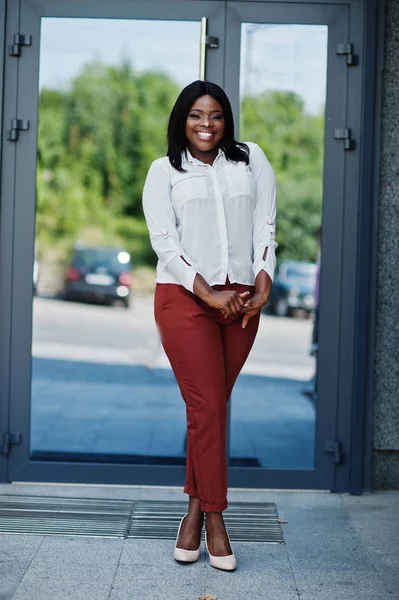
128, 501, 283, 543
0, 496, 284, 543
0, 495, 134, 538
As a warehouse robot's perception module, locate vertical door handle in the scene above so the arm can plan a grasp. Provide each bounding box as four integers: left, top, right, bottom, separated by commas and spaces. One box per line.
199, 17, 219, 81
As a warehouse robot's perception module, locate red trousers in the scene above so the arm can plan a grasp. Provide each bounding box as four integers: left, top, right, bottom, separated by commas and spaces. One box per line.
154, 281, 260, 512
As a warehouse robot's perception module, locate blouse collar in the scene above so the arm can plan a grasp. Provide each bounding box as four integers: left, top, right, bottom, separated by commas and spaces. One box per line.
182, 146, 225, 166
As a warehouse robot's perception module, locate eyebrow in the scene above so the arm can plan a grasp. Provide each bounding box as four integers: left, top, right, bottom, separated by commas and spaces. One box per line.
189, 109, 223, 113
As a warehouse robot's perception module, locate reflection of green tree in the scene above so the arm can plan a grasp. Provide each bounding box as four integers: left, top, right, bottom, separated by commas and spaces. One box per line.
240, 91, 324, 261
37, 63, 324, 268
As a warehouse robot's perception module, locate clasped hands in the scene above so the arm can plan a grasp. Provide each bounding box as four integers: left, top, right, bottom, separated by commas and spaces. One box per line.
193, 271, 272, 329
206, 289, 269, 328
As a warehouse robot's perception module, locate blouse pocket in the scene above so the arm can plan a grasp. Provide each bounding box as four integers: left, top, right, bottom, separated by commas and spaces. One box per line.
171, 173, 208, 208
225, 163, 252, 198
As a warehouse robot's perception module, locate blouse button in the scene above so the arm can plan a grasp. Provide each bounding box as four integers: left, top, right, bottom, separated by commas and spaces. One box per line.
161, 229, 169, 236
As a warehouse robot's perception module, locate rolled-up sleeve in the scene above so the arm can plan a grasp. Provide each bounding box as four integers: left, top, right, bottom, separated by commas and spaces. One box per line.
142, 159, 198, 292
250, 143, 278, 282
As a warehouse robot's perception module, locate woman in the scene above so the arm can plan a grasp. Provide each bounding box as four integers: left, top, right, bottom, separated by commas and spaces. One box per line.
142, 80, 277, 571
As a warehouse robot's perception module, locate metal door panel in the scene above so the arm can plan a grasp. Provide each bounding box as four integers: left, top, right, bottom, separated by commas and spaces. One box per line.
225, 1, 354, 490
2, 0, 225, 484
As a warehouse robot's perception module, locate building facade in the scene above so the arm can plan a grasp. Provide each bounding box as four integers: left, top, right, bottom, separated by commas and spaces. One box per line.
373, 0, 399, 489
0, 0, 397, 492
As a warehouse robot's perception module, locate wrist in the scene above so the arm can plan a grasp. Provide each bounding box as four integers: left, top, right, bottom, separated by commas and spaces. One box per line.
253, 290, 269, 304
255, 271, 272, 296
203, 289, 217, 304
193, 274, 215, 303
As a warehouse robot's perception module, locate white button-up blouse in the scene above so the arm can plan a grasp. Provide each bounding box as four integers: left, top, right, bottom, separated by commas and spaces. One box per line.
142, 141, 277, 293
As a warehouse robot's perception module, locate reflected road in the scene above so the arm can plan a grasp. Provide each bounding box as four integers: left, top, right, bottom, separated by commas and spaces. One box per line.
32, 295, 315, 381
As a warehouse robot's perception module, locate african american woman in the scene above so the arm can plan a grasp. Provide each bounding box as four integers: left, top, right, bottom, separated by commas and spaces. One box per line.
142, 80, 277, 571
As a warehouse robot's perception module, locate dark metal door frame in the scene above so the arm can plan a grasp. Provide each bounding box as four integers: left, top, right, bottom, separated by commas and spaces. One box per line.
0, 0, 226, 487
0, 0, 381, 493
0, 0, 9, 485
225, 1, 352, 492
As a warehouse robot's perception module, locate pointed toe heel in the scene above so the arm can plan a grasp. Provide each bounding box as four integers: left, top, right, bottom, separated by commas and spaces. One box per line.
205, 532, 237, 571
173, 515, 201, 563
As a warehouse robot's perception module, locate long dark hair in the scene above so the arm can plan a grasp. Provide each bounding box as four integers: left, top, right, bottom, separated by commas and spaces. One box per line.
167, 80, 249, 172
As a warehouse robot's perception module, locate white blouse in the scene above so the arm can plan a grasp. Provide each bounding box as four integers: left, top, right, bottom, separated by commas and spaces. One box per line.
142, 141, 277, 293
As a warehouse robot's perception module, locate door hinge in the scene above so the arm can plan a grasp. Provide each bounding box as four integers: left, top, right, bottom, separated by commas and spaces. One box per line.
324, 440, 342, 464
6, 118, 30, 142
204, 35, 219, 49
334, 127, 355, 151
336, 43, 357, 66
1, 432, 22, 455
9, 34, 32, 57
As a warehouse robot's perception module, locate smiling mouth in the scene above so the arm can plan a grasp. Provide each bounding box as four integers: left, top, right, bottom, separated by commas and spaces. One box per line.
196, 131, 214, 141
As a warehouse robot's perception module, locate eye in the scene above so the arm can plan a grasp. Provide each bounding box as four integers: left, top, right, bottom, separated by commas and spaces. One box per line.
212, 114, 223, 120
189, 113, 201, 119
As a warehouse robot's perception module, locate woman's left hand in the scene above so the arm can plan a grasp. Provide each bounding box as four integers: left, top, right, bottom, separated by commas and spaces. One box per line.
241, 291, 270, 328
241, 269, 273, 328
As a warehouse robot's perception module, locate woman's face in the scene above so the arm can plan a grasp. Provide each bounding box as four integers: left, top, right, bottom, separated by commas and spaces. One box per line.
185, 95, 224, 157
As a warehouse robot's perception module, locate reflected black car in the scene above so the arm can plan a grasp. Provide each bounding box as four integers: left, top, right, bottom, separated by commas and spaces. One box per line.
64, 246, 132, 308
267, 260, 317, 317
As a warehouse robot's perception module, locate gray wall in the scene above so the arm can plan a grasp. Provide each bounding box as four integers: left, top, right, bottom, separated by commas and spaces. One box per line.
373, 0, 399, 488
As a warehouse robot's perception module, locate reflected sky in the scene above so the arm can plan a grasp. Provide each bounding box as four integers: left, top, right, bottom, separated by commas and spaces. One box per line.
241, 24, 327, 115
39, 19, 201, 91
39, 18, 327, 115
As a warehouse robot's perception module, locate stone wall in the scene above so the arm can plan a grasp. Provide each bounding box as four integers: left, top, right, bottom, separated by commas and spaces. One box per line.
373, 0, 399, 488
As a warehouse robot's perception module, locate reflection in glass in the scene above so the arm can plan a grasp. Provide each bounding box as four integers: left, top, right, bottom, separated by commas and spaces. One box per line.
31, 18, 200, 463
230, 24, 328, 469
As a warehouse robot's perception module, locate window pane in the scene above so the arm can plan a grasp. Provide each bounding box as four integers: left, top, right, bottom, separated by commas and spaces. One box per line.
230, 24, 328, 470
31, 18, 200, 464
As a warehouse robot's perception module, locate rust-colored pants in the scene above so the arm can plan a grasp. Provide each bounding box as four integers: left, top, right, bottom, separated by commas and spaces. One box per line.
154, 281, 260, 512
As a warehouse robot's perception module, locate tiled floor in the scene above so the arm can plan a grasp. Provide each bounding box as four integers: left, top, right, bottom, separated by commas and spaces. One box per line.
0, 484, 397, 600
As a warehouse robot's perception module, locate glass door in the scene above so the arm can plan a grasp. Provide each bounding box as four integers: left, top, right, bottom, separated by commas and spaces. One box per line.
2, 0, 225, 484
224, 2, 353, 490
2, 0, 362, 491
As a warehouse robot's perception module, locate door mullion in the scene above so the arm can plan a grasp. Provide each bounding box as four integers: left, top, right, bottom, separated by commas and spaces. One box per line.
0, 0, 22, 483
315, 8, 350, 491
7, 0, 41, 481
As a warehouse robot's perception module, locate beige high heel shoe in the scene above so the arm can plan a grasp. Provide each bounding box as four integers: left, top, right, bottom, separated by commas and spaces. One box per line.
205, 530, 237, 571
173, 514, 201, 563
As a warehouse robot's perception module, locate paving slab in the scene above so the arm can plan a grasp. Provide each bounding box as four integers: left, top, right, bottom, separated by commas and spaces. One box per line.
10, 536, 123, 600
273, 491, 342, 509
342, 490, 398, 516
120, 538, 194, 567
344, 515, 399, 595
0, 482, 141, 501
298, 592, 395, 600
138, 486, 187, 503
224, 489, 278, 504
285, 531, 390, 598
204, 542, 297, 599
0, 534, 44, 600
109, 563, 206, 600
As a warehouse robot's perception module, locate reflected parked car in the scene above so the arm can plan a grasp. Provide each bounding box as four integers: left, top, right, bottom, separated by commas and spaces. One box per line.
267, 260, 317, 317
64, 245, 132, 308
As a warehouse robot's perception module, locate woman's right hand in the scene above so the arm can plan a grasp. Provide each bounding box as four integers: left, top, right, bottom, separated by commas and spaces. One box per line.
206, 290, 250, 317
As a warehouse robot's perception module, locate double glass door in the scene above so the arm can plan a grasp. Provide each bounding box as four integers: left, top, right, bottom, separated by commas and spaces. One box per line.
0, 0, 360, 491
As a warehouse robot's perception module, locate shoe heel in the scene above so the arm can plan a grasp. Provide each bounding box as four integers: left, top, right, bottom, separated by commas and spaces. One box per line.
173, 515, 201, 563
205, 531, 237, 571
